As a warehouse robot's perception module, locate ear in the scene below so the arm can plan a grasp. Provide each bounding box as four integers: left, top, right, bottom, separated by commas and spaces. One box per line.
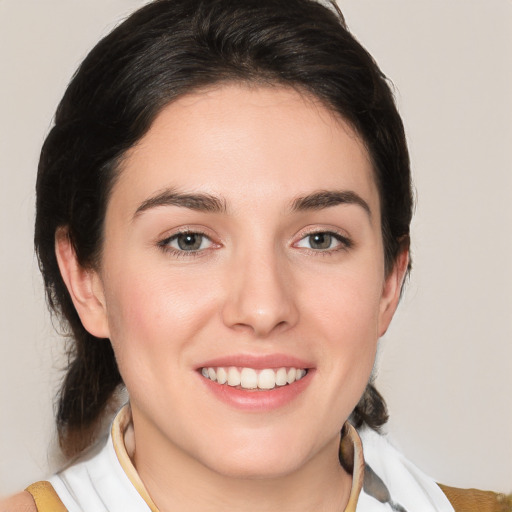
55, 228, 110, 339
378, 246, 409, 337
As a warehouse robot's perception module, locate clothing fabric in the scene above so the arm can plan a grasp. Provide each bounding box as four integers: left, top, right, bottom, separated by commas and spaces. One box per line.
24, 481, 67, 512
48, 407, 152, 512
357, 426, 453, 511
39, 404, 496, 512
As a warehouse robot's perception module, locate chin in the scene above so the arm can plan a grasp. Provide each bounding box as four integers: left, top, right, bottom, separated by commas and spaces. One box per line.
194, 427, 317, 480
204, 452, 304, 480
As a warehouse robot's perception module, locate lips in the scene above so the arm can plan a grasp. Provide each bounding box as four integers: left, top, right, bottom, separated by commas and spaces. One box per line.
196, 354, 314, 411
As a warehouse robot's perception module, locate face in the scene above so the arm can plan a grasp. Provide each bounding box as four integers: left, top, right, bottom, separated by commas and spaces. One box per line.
63, 84, 405, 479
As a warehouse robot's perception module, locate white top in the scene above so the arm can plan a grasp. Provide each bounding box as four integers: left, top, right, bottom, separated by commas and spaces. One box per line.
357, 426, 454, 511
49, 406, 454, 512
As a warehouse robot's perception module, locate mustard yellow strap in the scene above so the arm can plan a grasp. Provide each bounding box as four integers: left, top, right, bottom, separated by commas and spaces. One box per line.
25, 482, 67, 512
438, 483, 512, 512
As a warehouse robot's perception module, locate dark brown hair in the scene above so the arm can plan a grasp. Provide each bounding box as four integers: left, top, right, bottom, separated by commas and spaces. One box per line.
35, 0, 412, 456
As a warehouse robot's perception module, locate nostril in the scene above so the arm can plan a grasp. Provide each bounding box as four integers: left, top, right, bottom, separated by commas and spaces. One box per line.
220, 267, 299, 335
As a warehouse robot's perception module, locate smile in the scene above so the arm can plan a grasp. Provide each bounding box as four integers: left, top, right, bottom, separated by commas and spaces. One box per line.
200, 366, 307, 390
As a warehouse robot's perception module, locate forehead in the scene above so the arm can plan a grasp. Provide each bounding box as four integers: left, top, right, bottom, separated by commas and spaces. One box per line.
110, 84, 378, 218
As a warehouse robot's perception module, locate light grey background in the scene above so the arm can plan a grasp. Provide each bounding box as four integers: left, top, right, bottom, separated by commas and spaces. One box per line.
1, 0, 511, 497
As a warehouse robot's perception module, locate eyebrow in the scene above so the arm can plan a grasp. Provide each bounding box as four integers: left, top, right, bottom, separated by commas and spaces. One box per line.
134, 188, 227, 218
133, 188, 370, 219
290, 190, 371, 217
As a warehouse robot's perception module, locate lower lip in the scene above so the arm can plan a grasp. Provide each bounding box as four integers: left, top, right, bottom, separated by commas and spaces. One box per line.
198, 371, 314, 411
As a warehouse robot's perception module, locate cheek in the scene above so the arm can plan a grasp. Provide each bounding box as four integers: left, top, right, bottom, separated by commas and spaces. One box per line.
306, 263, 383, 336
102, 263, 220, 359
303, 264, 383, 385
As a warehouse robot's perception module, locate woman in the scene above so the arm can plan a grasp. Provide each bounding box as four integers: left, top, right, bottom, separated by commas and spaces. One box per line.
1, 0, 509, 510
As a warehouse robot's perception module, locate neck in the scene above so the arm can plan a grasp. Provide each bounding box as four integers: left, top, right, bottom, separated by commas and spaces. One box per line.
130, 412, 352, 512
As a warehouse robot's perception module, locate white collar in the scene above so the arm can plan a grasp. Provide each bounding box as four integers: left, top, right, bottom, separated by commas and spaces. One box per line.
50, 404, 453, 512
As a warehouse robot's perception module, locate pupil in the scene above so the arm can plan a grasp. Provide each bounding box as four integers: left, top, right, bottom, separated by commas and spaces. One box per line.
311, 233, 331, 249
178, 234, 201, 250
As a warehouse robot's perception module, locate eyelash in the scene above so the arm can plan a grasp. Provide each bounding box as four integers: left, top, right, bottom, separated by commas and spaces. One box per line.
158, 230, 215, 258
294, 230, 353, 254
157, 229, 352, 258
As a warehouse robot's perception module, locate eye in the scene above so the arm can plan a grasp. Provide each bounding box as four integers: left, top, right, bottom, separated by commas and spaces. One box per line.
295, 231, 351, 251
160, 232, 213, 252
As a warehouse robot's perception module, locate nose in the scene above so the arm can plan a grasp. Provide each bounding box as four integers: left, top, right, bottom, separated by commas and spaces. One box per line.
221, 248, 299, 337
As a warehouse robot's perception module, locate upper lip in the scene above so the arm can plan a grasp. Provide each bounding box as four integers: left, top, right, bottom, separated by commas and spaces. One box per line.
196, 353, 314, 370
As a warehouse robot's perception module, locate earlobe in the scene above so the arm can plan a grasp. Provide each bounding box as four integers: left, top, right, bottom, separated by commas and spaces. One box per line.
55, 228, 110, 339
378, 247, 409, 337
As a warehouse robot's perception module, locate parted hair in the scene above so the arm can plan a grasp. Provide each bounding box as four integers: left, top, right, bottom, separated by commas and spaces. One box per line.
35, 0, 412, 457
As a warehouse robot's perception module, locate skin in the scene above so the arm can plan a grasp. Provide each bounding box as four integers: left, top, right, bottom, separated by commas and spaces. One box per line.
0, 492, 37, 511
56, 84, 408, 512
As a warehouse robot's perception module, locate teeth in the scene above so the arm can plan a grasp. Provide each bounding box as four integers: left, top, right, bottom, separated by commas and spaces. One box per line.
201, 366, 308, 389
227, 367, 241, 386
240, 368, 258, 389
275, 367, 287, 386
286, 368, 296, 384
216, 367, 227, 384
258, 369, 276, 390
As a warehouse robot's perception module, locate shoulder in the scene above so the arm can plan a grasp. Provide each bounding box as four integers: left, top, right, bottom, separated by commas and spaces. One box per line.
0, 491, 37, 512
1, 482, 68, 512
439, 483, 512, 512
